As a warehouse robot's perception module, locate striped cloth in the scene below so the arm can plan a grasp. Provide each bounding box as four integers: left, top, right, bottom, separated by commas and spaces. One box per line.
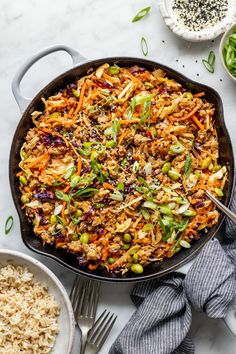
109, 191, 236, 354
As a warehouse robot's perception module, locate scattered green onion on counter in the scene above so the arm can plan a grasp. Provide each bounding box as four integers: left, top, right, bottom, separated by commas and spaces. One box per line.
141, 37, 148, 56
132, 6, 151, 23
223, 30, 236, 77
5, 216, 14, 235
202, 50, 216, 73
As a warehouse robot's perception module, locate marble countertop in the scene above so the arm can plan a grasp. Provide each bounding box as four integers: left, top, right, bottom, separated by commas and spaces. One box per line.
1, 0, 236, 353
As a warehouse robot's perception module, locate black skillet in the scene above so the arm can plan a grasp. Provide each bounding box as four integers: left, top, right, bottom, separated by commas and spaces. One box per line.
9, 45, 235, 282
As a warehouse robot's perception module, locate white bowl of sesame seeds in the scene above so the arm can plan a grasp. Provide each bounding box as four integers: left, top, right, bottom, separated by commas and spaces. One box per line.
160, 0, 236, 42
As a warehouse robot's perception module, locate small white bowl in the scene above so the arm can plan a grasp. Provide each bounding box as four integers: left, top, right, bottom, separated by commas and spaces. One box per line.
159, 0, 236, 42
219, 23, 236, 82
0, 249, 75, 354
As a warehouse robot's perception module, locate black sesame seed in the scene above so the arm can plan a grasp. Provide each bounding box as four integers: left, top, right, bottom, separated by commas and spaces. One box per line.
172, 0, 228, 32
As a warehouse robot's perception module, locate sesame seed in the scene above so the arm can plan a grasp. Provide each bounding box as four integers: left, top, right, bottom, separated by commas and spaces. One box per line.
172, 0, 228, 32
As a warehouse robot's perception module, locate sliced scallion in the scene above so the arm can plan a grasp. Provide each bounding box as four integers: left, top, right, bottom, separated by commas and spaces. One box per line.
132, 6, 151, 23
5, 216, 14, 235
202, 51, 216, 73
184, 153, 192, 177
141, 37, 148, 56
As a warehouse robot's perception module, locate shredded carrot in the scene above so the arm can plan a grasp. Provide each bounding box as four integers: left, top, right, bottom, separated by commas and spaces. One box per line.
169, 103, 202, 121
119, 118, 140, 125
27, 154, 50, 169
77, 155, 82, 176
103, 182, 114, 190
103, 72, 119, 83
16, 171, 23, 177
194, 92, 205, 98
192, 114, 204, 131
101, 247, 108, 261
61, 201, 67, 224
88, 263, 99, 270
118, 130, 130, 145
74, 80, 87, 115
63, 185, 70, 193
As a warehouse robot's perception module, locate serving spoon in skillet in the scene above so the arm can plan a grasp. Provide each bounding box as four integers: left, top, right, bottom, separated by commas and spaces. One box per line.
205, 190, 236, 225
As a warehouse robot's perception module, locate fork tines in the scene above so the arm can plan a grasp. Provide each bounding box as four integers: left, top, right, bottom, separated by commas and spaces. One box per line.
70, 276, 100, 319
87, 309, 117, 348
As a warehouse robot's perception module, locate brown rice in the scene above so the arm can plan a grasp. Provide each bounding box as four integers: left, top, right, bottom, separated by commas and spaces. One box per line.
0, 264, 60, 353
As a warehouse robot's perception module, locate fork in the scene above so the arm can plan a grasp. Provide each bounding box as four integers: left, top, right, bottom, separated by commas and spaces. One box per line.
70, 276, 100, 354
85, 309, 117, 354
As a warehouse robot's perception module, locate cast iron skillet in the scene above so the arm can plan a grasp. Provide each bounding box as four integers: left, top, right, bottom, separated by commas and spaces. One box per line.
9, 45, 235, 282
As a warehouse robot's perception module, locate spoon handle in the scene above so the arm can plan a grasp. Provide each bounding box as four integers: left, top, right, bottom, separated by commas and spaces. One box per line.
205, 190, 236, 225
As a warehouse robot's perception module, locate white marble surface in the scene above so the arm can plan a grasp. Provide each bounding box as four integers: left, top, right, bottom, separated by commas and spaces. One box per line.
1, 0, 236, 353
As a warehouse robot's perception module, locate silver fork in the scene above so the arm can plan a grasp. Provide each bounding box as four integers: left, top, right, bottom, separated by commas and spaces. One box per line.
70, 276, 100, 354
85, 309, 117, 354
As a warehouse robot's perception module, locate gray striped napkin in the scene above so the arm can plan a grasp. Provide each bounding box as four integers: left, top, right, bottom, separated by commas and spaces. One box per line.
109, 192, 236, 354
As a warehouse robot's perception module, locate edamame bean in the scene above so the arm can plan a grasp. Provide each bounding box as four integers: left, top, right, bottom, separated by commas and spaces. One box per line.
121, 244, 130, 250
131, 263, 143, 274
162, 162, 171, 173
108, 257, 115, 264
50, 215, 57, 224
201, 157, 212, 169
185, 92, 193, 100
215, 187, 224, 197
109, 66, 120, 75
19, 175, 27, 186
124, 233, 132, 243
132, 253, 139, 264
80, 232, 90, 244
144, 82, 154, 89
76, 209, 83, 217
21, 195, 29, 204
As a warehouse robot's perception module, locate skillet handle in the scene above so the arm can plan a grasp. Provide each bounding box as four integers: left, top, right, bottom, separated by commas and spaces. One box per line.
12, 45, 86, 113
178, 261, 236, 337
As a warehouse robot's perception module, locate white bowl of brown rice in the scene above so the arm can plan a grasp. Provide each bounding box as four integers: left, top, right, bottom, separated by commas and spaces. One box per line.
0, 249, 75, 354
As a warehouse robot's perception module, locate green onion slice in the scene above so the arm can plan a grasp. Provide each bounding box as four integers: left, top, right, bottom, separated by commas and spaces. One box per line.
202, 50, 216, 74
208, 50, 216, 66
132, 6, 151, 23
202, 59, 214, 73
112, 119, 120, 144
184, 153, 192, 177
55, 190, 70, 202
5, 216, 14, 235
141, 37, 148, 57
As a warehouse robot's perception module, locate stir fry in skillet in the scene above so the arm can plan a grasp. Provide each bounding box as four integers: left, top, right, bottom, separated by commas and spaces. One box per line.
18, 63, 227, 274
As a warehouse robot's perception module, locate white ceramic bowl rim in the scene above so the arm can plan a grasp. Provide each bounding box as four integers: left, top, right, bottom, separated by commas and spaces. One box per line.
159, 0, 236, 42
219, 23, 236, 82
0, 248, 75, 354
